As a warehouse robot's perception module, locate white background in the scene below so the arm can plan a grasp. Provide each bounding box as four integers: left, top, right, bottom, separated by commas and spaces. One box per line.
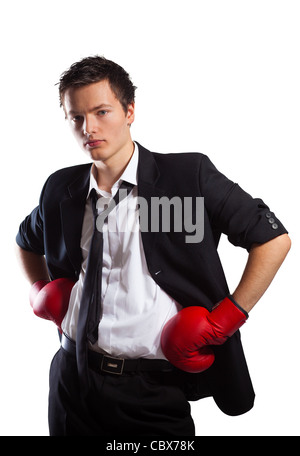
0, 0, 299, 436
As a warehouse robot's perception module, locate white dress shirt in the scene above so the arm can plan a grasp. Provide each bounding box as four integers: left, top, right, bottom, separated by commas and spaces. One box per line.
62, 143, 181, 359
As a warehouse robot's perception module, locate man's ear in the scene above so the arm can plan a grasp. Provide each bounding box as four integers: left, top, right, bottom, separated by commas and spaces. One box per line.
127, 102, 135, 127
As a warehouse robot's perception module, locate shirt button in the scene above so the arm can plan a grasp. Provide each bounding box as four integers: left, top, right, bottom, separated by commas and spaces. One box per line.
272, 223, 278, 230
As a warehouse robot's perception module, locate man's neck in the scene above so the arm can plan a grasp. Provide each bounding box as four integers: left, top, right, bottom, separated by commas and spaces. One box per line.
92, 141, 135, 193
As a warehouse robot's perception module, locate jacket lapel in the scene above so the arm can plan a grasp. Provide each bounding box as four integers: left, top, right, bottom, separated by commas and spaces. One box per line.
60, 166, 91, 277
136, 143, 166, 261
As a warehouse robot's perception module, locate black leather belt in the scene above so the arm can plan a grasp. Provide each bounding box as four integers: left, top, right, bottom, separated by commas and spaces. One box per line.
61, 334, 174, 376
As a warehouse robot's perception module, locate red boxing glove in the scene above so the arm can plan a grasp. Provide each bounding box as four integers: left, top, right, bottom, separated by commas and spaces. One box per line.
161, 296, 248, 373
29, 278, 75, 332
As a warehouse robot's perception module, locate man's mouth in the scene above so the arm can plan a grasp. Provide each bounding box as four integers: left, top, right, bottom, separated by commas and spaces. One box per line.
85, 139, 105, 148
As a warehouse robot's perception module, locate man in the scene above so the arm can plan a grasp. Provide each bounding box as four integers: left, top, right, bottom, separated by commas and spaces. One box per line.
15, 56, 291, 436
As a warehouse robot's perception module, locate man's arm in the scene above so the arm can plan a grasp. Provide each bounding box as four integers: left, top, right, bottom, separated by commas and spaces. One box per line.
15, 244, 50, 284
232, 233, 291, 313
161, 233, 291, 372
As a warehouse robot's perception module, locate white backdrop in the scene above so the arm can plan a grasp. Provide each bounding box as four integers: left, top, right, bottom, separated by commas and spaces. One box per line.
0, 0, 299, 436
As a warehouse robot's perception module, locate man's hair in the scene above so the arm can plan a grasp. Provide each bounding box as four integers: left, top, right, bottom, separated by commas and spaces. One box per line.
58, 55, 137, 113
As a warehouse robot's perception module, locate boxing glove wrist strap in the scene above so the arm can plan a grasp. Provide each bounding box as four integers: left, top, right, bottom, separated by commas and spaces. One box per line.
209, 295, 248, 338
227, 294, 249, 318
29, 280, 50, 304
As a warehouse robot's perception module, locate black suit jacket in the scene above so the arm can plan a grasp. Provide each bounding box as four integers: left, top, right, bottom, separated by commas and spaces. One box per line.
17, 143, 287, 416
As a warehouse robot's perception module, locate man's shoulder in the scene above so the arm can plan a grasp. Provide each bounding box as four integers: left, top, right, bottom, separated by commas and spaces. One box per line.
150, 148, 205, 160
149, 149, 210, 178
47, 163, 92, 182
138, 142, 208, 168
153, 150, 206, 165
42, 163, 91, 200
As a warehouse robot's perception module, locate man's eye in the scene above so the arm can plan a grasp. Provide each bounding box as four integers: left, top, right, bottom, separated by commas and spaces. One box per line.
98, 110, 108, 116
72, 116, 82, 123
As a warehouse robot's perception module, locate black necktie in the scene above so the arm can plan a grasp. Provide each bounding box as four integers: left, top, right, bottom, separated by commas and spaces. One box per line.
76, 180, 134, 395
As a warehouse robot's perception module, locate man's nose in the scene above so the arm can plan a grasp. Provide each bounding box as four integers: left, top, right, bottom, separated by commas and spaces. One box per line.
83, 115, 98, 136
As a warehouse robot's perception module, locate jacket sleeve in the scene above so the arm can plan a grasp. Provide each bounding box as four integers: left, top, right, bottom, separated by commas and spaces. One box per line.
16, 178, 49, 255
198, 155, 288, 251
16, 206, 44, 255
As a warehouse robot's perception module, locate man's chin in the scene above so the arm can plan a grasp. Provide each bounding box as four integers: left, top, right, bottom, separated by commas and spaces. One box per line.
84, 146, 109, 162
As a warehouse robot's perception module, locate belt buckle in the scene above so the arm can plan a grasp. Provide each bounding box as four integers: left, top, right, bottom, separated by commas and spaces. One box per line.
101, 355, 125, 375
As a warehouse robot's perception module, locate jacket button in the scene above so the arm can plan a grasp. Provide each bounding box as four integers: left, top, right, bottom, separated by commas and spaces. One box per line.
268, 218, 275, 224
272, 223, 278, 230
265, 212, 272, 218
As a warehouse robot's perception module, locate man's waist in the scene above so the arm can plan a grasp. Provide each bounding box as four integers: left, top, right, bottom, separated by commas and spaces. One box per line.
61, 333, 174, 376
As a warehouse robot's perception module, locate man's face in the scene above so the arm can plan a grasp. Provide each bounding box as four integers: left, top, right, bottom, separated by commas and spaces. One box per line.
63, 79, 135, 165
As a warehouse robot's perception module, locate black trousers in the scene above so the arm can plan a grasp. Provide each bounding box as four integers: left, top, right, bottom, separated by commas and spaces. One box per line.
48, 348, 195, 436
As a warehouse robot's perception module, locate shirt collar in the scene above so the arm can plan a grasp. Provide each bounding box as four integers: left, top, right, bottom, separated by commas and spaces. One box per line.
87, 142, 138, 199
